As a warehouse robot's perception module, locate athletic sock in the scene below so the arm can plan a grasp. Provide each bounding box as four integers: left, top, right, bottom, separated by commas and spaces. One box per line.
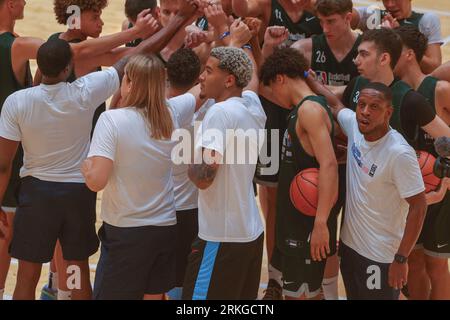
268, 264, 283, 287
0, 288, 4, 300
48, 271, 58, 291
57, 289, 72, 300
322, 276, 339, 300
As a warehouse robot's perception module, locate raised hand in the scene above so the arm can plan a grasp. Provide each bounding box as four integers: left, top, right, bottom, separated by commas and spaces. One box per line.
134, 9, 160, 39
204, 3, 229, 34
243, 17, 262, 38
229, 19, 252, 48
185, 30, 210, 48
264, 26, 289, 48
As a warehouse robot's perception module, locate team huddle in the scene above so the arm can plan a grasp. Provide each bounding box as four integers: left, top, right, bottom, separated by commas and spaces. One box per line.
0, 0, 449, 301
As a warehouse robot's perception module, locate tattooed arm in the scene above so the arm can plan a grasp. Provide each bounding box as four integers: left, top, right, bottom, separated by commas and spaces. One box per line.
188, 148, 221, 190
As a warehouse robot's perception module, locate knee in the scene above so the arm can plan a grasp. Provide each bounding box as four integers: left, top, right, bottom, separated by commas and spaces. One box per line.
425, 257, 449, 281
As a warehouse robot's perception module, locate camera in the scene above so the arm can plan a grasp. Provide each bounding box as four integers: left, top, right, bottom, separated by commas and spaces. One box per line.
434, 137, 450, 178
434, 156, 450, 179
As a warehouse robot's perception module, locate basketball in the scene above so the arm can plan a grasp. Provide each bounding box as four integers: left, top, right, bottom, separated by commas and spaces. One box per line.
416, 150, 441, 193
290, 168, 320, 217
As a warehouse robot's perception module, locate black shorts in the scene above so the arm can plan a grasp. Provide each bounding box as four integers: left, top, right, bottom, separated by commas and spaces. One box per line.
182, 233, 264, 300
416, 192, 450, 258
9, 176, 99, 263
175, 209, 199, 286
93, 222, 177, 300
2, 145, 23, 209
254, 95, 289, 187
340, 242, 400, 300
275, 212, 338, 298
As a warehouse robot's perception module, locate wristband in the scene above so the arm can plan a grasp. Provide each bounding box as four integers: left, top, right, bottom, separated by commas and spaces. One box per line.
219, 31, 230, 40
303, 70, 309, 79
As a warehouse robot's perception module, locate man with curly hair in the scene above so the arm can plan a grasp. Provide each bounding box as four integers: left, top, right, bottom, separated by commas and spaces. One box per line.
259, 46, 339, 300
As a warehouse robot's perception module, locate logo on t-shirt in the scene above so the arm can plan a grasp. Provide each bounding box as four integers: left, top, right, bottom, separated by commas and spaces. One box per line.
351, 143, 378, 177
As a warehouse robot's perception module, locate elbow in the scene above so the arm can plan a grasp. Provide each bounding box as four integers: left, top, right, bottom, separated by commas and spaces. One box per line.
84, 174, 107, 193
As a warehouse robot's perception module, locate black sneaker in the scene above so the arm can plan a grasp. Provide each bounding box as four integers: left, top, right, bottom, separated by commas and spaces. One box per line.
262, 279, 284, 300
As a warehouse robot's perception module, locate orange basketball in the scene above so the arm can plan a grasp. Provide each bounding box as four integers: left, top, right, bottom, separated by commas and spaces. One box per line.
290, 168, 320, 217
416, 150, 441, 193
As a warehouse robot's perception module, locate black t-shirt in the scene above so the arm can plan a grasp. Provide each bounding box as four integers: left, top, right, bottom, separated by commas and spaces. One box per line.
342, 78, 436, 143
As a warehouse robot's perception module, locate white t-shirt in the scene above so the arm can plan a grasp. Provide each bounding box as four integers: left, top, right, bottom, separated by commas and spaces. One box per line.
338, 109, 425, 263
356, 7, 443, 45
195, 91, 266, 243
172, 99, 214, 211
0, 68, 119, 183
88, 93, 196, 228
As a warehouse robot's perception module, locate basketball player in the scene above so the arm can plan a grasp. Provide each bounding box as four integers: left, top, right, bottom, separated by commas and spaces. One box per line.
182, 20, 266, 300
394, 25, 450, 300
259, 47, 339, 300
238, 0, 323, 300
351, 0, 442, 73
165, 48, 204, 300
290, 0, 360, 299
342, 28, 450, 151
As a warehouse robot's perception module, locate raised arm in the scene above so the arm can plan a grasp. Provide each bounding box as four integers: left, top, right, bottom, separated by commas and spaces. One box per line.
305, 74, 346, 119
71, 9, 157, 61
231, 0, 266, 18
112, 0, 199, 80
421, 44, 442, 74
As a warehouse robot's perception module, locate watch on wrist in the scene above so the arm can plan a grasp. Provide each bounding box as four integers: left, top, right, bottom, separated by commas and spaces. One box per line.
394, 254, 408, 264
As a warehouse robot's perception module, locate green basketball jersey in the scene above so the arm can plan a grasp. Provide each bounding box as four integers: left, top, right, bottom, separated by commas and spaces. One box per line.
276, 96, 336, 257
311, 34, 361, 86
349, 76, 412, 138
0, 32, 32, 207
0, 32, 32, 109
269, 0, 322, 43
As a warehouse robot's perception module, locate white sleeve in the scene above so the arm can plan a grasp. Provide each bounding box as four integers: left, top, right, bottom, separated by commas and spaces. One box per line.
168, 93, 196, 128
242, 90, 266, 123
74, 68, 120, 110
0, 95, 21, 141
88, 112, 118, 161
337, 108, 355, 137
196, 106, 229, 156
391, 150, 426, 199
419, 13, 443, 45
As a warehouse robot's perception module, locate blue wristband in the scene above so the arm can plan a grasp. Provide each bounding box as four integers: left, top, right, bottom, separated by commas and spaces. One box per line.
242, 44, 253, 51
219, 31, 230, 40
303, 70, 309, 79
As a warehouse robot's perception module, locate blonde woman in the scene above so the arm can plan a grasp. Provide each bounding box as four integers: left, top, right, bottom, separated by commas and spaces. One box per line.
82, 54, 201, 300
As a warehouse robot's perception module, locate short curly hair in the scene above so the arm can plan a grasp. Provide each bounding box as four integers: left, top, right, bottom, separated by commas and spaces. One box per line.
167, 48, 201, 89
395, 25, 428, 63
260, 47, 309, 86
54, 0, 108, 25
210, 47, 252, 88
